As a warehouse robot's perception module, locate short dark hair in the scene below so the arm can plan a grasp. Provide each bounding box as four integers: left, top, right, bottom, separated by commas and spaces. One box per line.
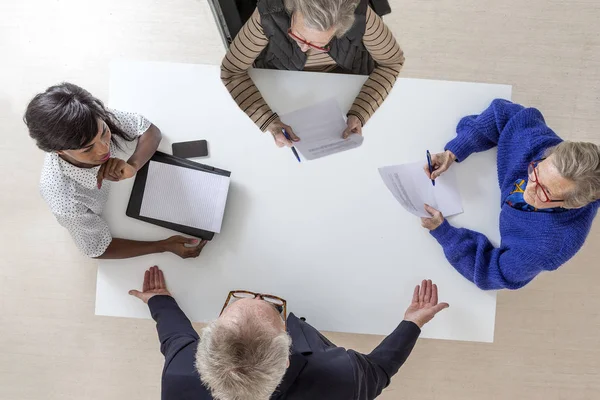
24, 82, 135, 152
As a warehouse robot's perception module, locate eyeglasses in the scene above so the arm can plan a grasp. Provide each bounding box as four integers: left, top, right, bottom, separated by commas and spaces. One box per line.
219, 290, 288, 327
287, 15, 331, 53
287, 29, 331, 53
528, 159, 563, 203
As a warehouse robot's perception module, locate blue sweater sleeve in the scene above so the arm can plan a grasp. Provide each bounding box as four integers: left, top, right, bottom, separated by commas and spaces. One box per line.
445, 99, 526, 162
430, 220, 536, 290
148, 295, 199, 357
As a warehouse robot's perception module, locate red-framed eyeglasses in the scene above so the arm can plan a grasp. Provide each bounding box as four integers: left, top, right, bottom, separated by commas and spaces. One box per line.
287, 16, 331, 54
528, 159, 563, 203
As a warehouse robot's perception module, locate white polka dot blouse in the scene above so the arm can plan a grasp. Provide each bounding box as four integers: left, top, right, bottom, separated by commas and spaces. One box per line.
39, 109, 151, 257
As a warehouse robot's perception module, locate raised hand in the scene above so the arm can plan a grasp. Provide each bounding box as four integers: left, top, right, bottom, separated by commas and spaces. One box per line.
129, 265, 172, 304
403, 279, 449, 328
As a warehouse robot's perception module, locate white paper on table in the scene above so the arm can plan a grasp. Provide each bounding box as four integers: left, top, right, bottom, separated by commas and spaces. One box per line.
140, 161, 231, 233
378, 161, 463, 218
280, 98, 363, 160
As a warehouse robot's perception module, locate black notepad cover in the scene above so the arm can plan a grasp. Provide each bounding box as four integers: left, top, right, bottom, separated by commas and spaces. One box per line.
126, 151, 231, 241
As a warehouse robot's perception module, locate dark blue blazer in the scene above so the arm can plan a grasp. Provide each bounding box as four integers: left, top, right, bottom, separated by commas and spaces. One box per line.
149, 295, 421, 400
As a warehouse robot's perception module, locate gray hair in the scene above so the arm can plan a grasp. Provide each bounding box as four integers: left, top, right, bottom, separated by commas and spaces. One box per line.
285, 0, 360, 37
545, 141, 600, 208
195, 313, 292, 400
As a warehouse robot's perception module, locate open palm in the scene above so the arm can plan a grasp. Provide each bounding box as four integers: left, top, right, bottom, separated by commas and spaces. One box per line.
404, 280, 449, 328
129, 266, 172, 304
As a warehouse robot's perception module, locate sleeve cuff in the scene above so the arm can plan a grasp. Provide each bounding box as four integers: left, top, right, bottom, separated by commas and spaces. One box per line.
429, 219, 455, 246
445, 132, 478, 163
347, 110, 366, 127
138, 115, 152, 135
147, 295, 177, 314
399, 320, 422, 336
83, 227, 112, 258
260, 113, 279, 132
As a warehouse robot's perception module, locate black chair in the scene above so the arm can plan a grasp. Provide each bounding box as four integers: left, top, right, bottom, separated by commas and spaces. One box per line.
208, 0, 391, 48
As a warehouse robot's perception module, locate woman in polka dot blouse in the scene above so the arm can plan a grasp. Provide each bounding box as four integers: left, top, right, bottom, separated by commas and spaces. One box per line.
24, 83, 208, 259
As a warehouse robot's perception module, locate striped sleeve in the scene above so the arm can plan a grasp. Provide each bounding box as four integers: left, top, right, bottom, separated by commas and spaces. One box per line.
220, 9, 279, 131
348, 7, 405, 126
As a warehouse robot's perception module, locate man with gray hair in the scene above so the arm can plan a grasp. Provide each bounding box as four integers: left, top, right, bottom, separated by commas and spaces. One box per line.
129, 266, 449, 399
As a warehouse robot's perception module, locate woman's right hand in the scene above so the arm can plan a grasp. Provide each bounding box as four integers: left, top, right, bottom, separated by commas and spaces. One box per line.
267, 119, 300, 148
160, 235, 208, 259
424, 150, 457, 180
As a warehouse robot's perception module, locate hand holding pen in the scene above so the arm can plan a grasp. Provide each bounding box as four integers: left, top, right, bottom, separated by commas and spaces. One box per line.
424, 150, 457, 183
426, 150, 435, 186
282, 129, 301, 163
266, 120, 300, 148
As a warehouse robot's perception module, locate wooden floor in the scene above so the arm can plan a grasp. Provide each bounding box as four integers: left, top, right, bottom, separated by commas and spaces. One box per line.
1, 0, 599, 399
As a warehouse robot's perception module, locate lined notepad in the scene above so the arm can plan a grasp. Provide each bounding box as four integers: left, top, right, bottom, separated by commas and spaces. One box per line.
140, 161, 230, 233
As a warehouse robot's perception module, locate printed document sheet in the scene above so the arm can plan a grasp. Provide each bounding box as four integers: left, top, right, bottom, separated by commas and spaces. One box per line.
280, 98, 363, 160
379, 161, 463, 218
140, 161, 230, 233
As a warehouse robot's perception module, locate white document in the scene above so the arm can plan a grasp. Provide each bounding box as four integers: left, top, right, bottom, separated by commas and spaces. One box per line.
379, 161, 463, 218
140, 161, 231, 233
280, 98, 363, 160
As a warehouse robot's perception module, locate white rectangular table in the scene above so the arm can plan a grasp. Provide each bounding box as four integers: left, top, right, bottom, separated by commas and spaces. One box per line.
96, 61, 511, 343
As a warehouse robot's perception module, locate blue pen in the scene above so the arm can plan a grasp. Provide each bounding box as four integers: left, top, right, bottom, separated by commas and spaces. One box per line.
426, 150, 436, 186
282, 129, 301, 163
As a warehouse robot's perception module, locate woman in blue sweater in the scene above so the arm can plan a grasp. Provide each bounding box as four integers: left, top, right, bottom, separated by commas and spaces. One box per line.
421, 99, 600, 290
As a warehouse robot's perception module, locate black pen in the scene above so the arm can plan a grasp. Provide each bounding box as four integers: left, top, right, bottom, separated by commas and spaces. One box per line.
426, 150, 435, 186
282, 129, 301, 163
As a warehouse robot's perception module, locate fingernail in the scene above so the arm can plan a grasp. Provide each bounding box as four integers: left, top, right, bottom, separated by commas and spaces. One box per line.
193, 239, 199, 243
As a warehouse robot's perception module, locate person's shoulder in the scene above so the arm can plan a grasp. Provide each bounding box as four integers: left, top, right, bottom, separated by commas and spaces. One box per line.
39, 154, 77, 211
162, 339, 208, 399
291, 348, 355, 399
492, 99, 548, 127
499, 204, 596, 268
493, 100, 562, 148
163, 360, 210, 400
563, 201, 600, 235
108, 108, 152, 136
364, 5, 384, 34
108, 108, 138, 126
365, 5, 379, 20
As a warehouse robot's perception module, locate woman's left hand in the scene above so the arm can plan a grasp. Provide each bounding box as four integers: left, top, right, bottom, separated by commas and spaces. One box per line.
342, 115, 363, 139
97, 158, 137, 189
421, 204, 445, 230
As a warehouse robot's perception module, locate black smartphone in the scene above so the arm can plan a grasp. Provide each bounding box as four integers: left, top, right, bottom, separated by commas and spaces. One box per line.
172, 140, 209, 158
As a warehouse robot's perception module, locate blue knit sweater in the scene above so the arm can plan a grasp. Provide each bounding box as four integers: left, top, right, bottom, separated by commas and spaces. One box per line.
430, 99, 599, 290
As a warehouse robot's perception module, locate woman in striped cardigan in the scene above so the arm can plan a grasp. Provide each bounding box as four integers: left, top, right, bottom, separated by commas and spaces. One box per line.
221, 0, 404, 148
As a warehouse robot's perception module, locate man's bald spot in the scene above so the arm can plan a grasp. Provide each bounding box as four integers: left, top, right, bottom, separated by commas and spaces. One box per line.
221, 298, 285, 331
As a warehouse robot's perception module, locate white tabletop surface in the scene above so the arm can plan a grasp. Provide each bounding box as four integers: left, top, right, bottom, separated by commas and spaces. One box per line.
96, 60, 511, 342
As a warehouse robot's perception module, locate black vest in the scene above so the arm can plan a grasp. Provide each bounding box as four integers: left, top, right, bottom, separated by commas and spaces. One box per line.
254, 0, 375, 75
